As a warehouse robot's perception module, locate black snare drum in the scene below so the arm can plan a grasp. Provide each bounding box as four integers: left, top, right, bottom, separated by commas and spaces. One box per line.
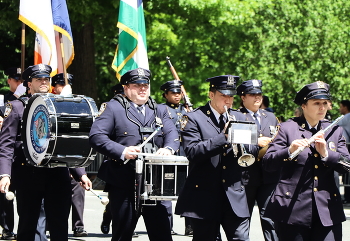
144, 155, 189, 200
21, 93, 98, 168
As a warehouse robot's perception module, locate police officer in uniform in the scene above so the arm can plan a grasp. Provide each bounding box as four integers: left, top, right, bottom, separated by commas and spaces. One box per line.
175, 75, 256, 241
263, 81, 350, 241
51, 73, 73, 95
0, 68, 22, 240
236, 79, 279, 241
51, 73, 88, 237
159, 80, 188, 235
0, 64, 92, 240
0, 68, 26, 117
89, 68, 179, 241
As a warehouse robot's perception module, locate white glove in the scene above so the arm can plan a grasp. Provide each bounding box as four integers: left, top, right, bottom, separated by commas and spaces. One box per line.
14, 83, 27, 98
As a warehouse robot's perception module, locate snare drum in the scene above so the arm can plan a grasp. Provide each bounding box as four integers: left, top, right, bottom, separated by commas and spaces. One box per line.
21, 93, 99, 168
144, 155, 189, 200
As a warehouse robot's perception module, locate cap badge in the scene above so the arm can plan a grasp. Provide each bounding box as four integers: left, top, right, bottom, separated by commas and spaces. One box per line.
227, 76, 235, 86
16, 68, 21, 74
316, 81, 325, 89
137, 68, 145, 77
174, 80, 180, 85
252, 79, 260, 87
38, 64, 46, 72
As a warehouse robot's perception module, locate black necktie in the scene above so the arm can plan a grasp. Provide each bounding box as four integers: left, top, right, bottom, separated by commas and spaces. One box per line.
137, 106, 145, 122
253, 112, 260, 131
310, 128, 317, 135
219, 114, 225, 131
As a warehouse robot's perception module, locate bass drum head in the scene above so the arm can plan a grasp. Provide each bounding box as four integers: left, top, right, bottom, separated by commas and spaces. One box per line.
22, 94, 51, 166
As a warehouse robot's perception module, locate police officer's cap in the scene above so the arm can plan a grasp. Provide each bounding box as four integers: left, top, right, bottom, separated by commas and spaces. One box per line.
236, 79, 262, 96
120, 68, 151, 85
22, 64, 52, 87
294, 81, 331, 105
160, 80, 183, 93
51, 73, 73, 87
112, 83, 124, 95
206, 75, 239, 96
4, 67, 21, 80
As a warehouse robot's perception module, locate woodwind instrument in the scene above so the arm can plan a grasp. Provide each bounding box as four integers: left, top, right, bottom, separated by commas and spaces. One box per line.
288, 115, 345, 160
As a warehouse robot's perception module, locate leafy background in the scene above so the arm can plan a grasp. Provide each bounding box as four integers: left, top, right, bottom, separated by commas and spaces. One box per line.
1, 0, 349, 120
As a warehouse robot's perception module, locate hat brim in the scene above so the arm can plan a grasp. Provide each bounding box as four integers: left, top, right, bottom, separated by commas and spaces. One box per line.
128, 79, 149, 84
217, 89, 237, 96
32, 73, 51, 78
245, 89, 262, 95
307, 94, 331, 101
9, 75, 21, 80
168, 88, 182, 93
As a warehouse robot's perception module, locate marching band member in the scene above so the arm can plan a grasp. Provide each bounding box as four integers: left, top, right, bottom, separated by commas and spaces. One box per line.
175, 75, 257, 241
159, 80, 188, 235
89, 68, 179, 241
0, 64, 91, 240
237, 79, 279, 241
262, 81, 350, 241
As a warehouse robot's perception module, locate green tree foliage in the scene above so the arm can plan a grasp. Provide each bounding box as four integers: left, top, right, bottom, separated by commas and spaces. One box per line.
0, 0, 350, 120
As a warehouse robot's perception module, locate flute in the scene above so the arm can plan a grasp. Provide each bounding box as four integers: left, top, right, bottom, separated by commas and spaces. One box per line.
288, 115, 345, 160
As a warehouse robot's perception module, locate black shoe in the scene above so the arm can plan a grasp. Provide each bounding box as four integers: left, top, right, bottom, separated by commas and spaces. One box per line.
133, 232, 139, 238
184, 225, 193, 236
73, 228, 88, 237
1, 230, 16, 240
101, 222, 110, 234
171, 230, 178, 235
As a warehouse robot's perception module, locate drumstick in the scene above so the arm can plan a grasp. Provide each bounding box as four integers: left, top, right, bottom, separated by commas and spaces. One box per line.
124, 126, 162, 164
5, 190, 15, 201
88, 188, 109, 205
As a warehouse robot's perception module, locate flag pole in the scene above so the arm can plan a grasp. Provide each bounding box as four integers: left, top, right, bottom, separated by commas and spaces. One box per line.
20, 23, 26, 80
59, 32, 68, 85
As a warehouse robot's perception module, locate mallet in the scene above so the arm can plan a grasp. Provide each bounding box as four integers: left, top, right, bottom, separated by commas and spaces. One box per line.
5, 190, 15, 201
88, 188, 109, 205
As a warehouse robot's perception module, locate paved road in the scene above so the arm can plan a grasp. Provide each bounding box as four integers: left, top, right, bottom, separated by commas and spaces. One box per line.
10, 189, 350, 240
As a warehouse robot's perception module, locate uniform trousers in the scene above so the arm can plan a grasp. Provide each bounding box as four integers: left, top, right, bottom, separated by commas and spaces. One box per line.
0, 190, 14, 232
191, 191, 249, 241
245, 183, 278, 241
109, 186, 172, 241
13, 164, 71, 241
71, 178, 85, 231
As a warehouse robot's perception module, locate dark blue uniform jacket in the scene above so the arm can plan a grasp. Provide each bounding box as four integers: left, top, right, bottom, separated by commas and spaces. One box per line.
263, 116, 350, 227
89, 98, 180, 189
175, 102, 257, 220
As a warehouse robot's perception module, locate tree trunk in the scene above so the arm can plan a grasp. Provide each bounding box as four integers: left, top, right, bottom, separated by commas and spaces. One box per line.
68, 22, 97, 100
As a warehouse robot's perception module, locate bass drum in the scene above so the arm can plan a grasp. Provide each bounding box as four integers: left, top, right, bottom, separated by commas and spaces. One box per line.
21, 93, 99, 168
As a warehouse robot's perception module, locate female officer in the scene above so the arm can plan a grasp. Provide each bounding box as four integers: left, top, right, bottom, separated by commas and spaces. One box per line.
262, 81, 350, 241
